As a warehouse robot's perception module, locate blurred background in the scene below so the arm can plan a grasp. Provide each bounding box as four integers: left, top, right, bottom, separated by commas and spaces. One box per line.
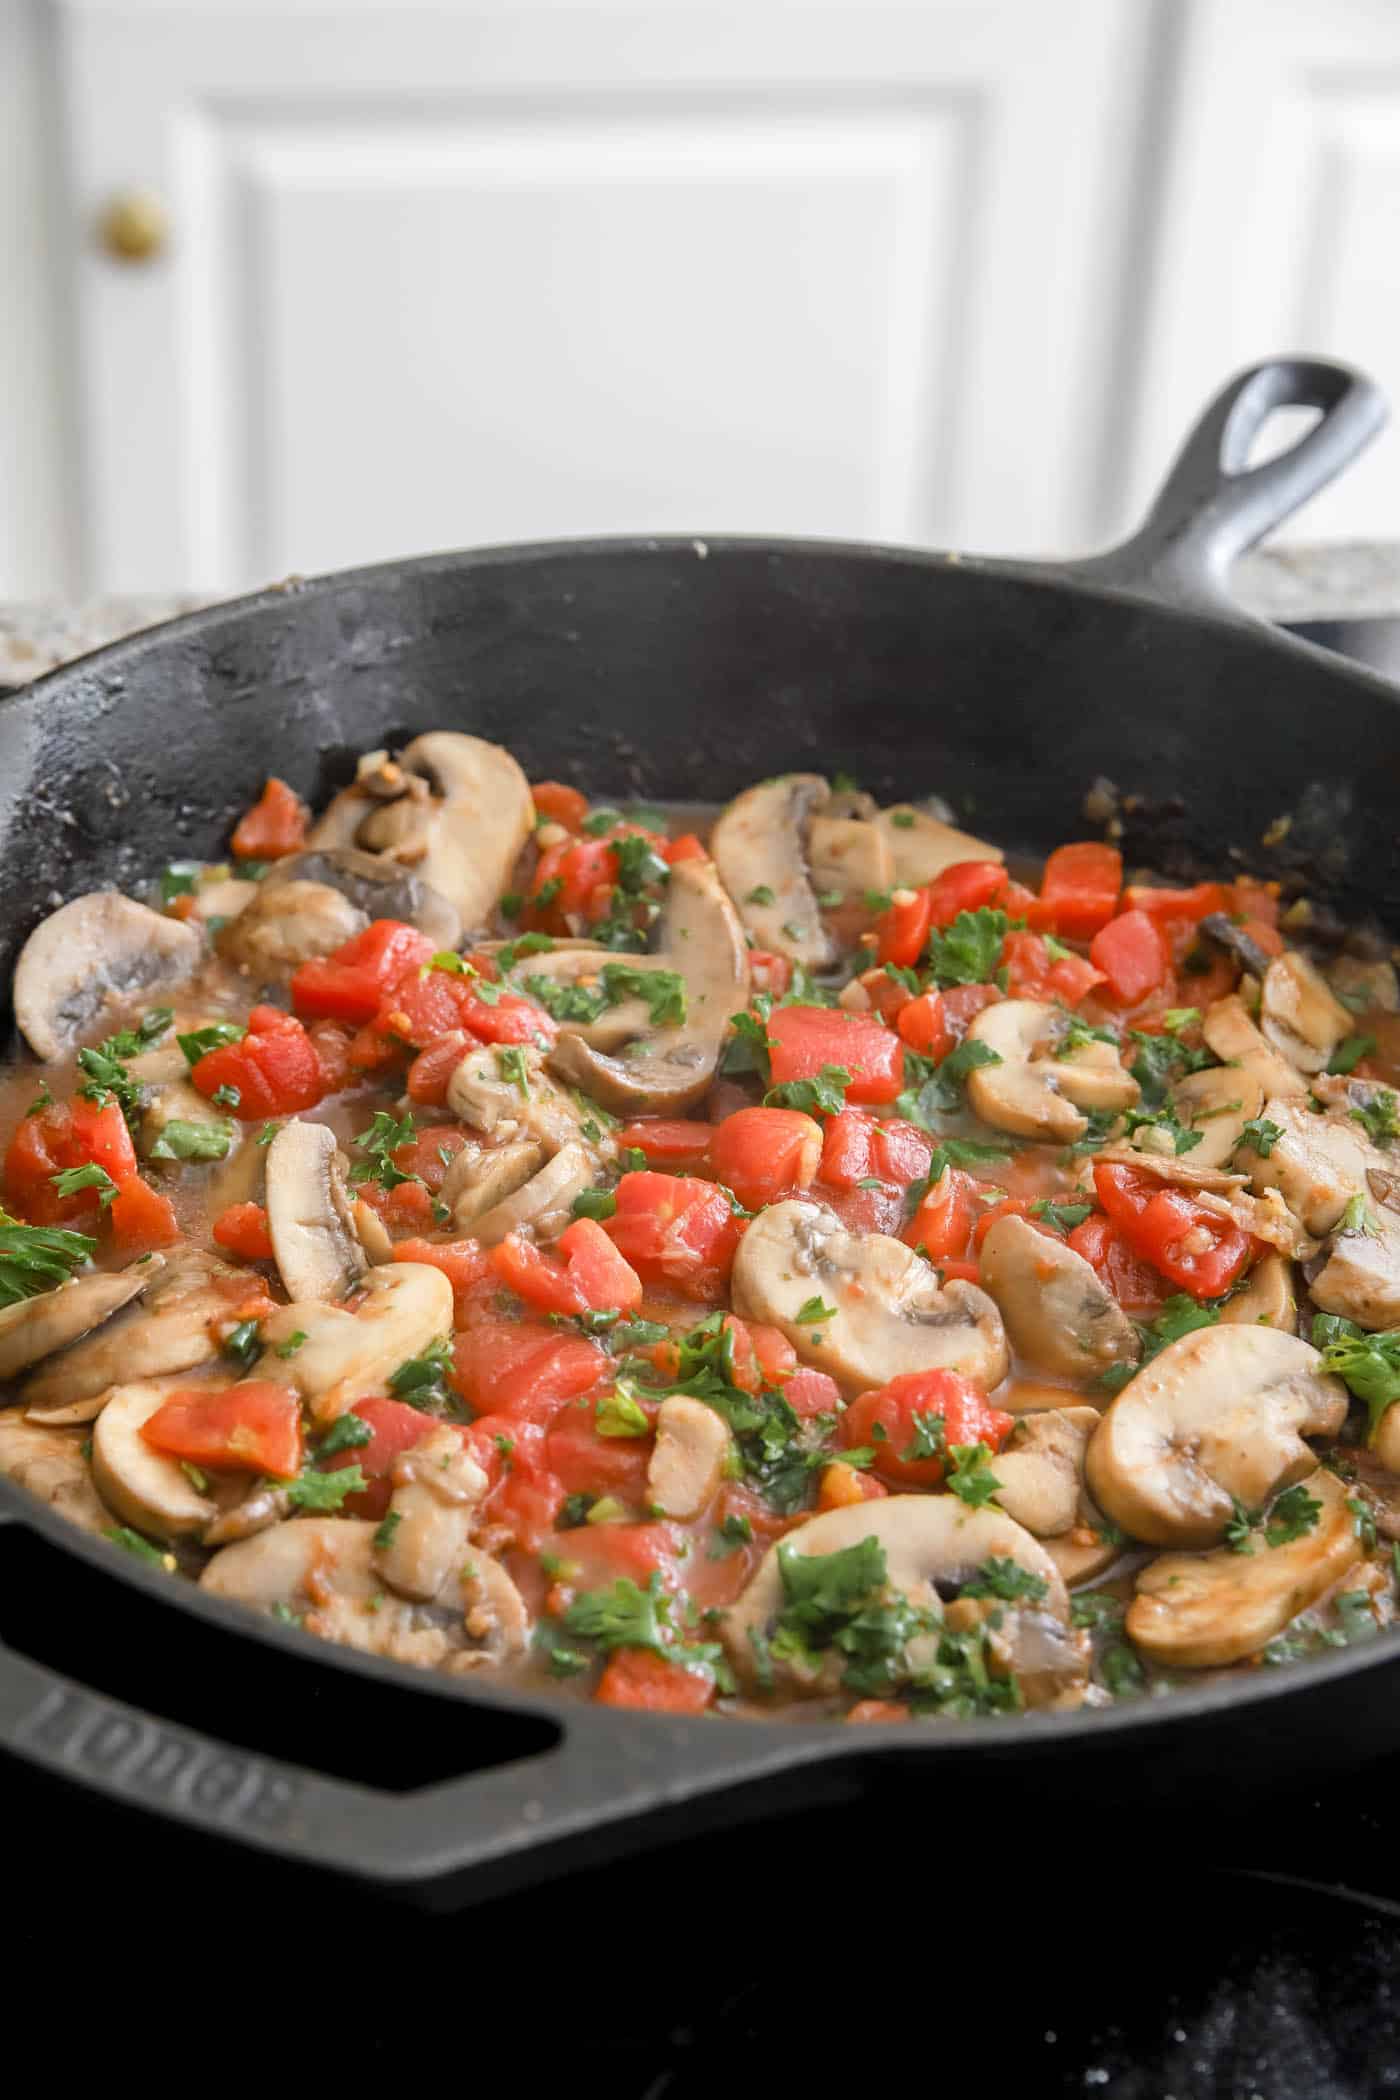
2, 0, 1397, 601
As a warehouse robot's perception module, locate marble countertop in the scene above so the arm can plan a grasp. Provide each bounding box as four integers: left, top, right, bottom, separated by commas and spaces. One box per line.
4, 542, 1400, 687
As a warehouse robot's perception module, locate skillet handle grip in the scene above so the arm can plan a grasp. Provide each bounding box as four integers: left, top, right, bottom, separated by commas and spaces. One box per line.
0, 1633, 828, 1895
1072, 357, 1388, 612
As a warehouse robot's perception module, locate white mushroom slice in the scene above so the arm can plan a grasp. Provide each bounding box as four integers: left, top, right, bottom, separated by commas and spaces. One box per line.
1085, 1325, 1347, 1549
91, 1380, 217, 1540
1171, 1064, 1265, 1170
964, 1001, 1090, 1143
0, 1258, 159, 1383
141, 1079, 238, 1163
353, 1199, 395, 1264
190, 878, 258, 925
441, 1136, 545, 1228
22, 1248, 245, 1418
647, 1396, 730, 1520
1041, 1490, 1124, 1587
1238, 1096, 1386, 1236
721, 1496, 1079, 1703
265, 1120, 367, 1303
447, 1043, 607, 1159
395, 733, 534, 931
1053, 1040, 1139, 1116
218, 880, 368, 976
1127, 1469, 1362, 1668
202, 1478, 294, 1547
0, 1409, 117, 1536
547, 858, 749, 1116
1219, 1252, 1297, 1334
1200, 994, 1308, 1100
374, 1425, 490, 1602
874, 805, 1003, 888
1330, 956, 1399, 1013
1260, 950, 1353, 1074
267, 847, 461, 950
978, 1216, 1139, 1380
13, 892, 201, 1061
260, 1261, 453, 1424
806, 815, 894, 907
469, 1143, 596, 1246
990, 1406, 1099, 1538
731, 1199, 1007, 1394
1311, 1200, 1400, 1331
710, 773, 835, 969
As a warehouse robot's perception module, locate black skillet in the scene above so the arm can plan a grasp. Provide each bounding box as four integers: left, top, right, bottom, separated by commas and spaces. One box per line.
2, 356, 1399, 1905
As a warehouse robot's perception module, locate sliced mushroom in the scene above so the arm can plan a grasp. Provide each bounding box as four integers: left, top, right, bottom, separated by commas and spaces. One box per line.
264, 1120, 367, 1303
646, 1396, 730, 1520
0, 1409, 118, 1536
447, 1043, 610, 1160
260, 1260, 454, 1424
874, 806, 1003, 889
710, 774, 835, 968
373, 1425, 490, 1601
441, 1136, 545, 1229
394, 733, 534, 931
806, 815, 894, 907
495, 944, 661, 1051
1085, 1325, 1347, 1548
1171, 1064, 1265, 1170
91, 1381, 217, 1540
1310, 1200, 1400, 1332
202, 1478, 293, 1547
979, 1216, 1139, 1381
0, 1258, 159, 1383
218, 880, 367, 976
991, 1406, 1099, 1537
1200, 994, 1308, 1100
13, 893, 201, 1060
468, 1142, 595, 1246
1330, 956, 1399, 1013
1040, 1486, 1125, 1587
266, 846, 461, 949
548, 858, 749, 1116
731, 1199, 1007, 1394
721, 1495, 1079, 1703
1238, 1096, 1386, 1236
1053, 1039, 1140, 1116
1260, 950, 1353, 1074
23, 1247, 247, 1420
964, 1001, 1093, 1143
1219, 1251, 1297, 1334
1127, 1468, 1362, 1667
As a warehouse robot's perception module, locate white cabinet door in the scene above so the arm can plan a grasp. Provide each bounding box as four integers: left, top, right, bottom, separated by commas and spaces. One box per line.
56, 0, 1144, 593
1119, 0, 1400, 547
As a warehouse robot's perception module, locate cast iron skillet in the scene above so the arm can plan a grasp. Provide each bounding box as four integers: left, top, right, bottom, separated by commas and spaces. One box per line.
1, 357, 1398, 1903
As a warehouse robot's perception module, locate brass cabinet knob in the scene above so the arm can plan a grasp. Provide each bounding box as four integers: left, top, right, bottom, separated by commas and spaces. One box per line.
97, 189, 169, 263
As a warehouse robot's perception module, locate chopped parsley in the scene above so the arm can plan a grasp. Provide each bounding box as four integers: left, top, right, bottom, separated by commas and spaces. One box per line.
496, 1046, 532, 1096
388, 1337, 459, 1417
1316, 1317, 1400, 1440
720, 1008, 776, 1083
708, 1513, 754, 1560
1128, 1028, 1213, 1108
746, 884, 776, 906
160, 862, 202, 905
222, 1317, 262, 1371
107, 1526, 173, 1569
1098, 1293, 1223, 1395
572, 1188, 618, 1221
49, 1162, 118, 1209
0, 1213, 97, 1305
1265, 1483, 1324, 1547
1237, 1116, 1284, 1158
282, 1464, 368, 1512
901, 1409, 948, 1464
1329, 1035, 1377, 1076
177, 1021, 245, 1067
148, 1116, 235, 1163
1352, 1088, 1400, 1150
595, 1385, 651, 1438
764, 1064, 850, 1117
961, 1557, 1048, 1604
895, 1040, 1003, 1129
794, 1296, 838, 1326
1030, 1198, 1094, 1235
316, 1411, 372, 1458
348, 1107, 418, 1190
925, 908, 1009, 988
945, 1441, 1002, 1509
373, 1510, 403, 1552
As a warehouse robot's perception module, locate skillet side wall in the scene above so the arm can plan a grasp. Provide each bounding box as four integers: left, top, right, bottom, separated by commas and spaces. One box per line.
3, 542, 1400, 1007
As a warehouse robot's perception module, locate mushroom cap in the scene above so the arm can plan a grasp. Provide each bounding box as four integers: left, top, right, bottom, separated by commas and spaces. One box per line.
1200, 994, 1308, 1100
1219, 1251, 1297, 1334
22, 1247, 242, 1417
1310, 1200, 1400, 1332
0, 1408, 116, 1536
1085, 1325, 1348, 1548
710, 773, 835, 969
267, 846, 461, 949
260, 1261, 453, 1423
806, 814, 894, 909
547, 858, 749, 1116
14, 892, 201, 1060
218, 879, 367, 976
979, 1215, 1139, 1380
264, 1120, 367, 1302
91, 1379, 217, 1540
873, 805, 1003, 888
0, 1257, 159, 1384
731, 1198, 1008, 1394
465, 1141, 595, 1246
646, 1395, 730, 1520
440, 1135, 545, 1230
1171, 1064, 1265, 1170
397, 732, 534, 931
373, 1424, 490, 1602
989, 1405, 1099, 1537
1260, 951, 1354, 1074
446, 1043, 603, 1158
1239, 1097, 1387, 1237
964, 1001, 1089, 1143
1127, 1468, 1362, 1667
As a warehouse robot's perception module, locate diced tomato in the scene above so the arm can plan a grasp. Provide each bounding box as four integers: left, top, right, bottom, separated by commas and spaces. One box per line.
531, 781, 590, 832
320, 1395, 448, 1519
708, 1106, 822, 1211
602, 1172, 741, 1300
358, 1176, 435, 1232
213, 1202, 274, 1262
478, 1421, 566, 1550
615, 1120, 713, 1172
391, 1236, 493, 1322
491, 1217, 644, 1317
388, 1126, 467, 1195
846, 1699, 909, 1724
848, 966, 912, 1025
142, 1380, 303, 1478
817, 1460, 889, 1511
4, 1097, 140, 1227
69, 1097, 140, 1185
1090, 910, 1171, 1006
895, 990, 952, 1060
902, 1168, 980, 1261
231, 776, 308, 861
526, 835, 617, 931
191, 1005, 324, 1119
1121, 880, 1232, 925
452, 1321, 609, 1425
1030, 841, 1122, 940
595, 1648, 714, 1713
545, 1396, 654, 1500
1001, 929, 1106, 1006
939, 983, 1003, 1035
372, 962, 553, 1054
747, 949, 792, 999
767, 1005, 904, 1107
1068, 1212, 1167, 1313
841, 1369, 1013, 1490
875, 886, 933, 969
1094, 1161, 1253, 1300
722, 1315, 798, 1394
108, 1176, 181, 1251
924, 860, 1010, 930
405, 1031, 470, 1105
290, 920, 435, 1025
819, 1110, 931, 1194
1232, 876, 1281, 929
307, 1020, 355, 1097
663, 832, 707, 864
784, 1367, 843, 1418
971, 1195, 1036, 1250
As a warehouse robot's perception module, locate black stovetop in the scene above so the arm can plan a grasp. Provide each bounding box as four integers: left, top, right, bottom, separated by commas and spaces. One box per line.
11, 606, 1400, 2095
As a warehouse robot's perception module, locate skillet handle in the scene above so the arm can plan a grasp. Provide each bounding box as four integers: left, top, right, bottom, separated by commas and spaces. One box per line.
1070, 356, 1388, 614
0, 1630, 833, 1895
